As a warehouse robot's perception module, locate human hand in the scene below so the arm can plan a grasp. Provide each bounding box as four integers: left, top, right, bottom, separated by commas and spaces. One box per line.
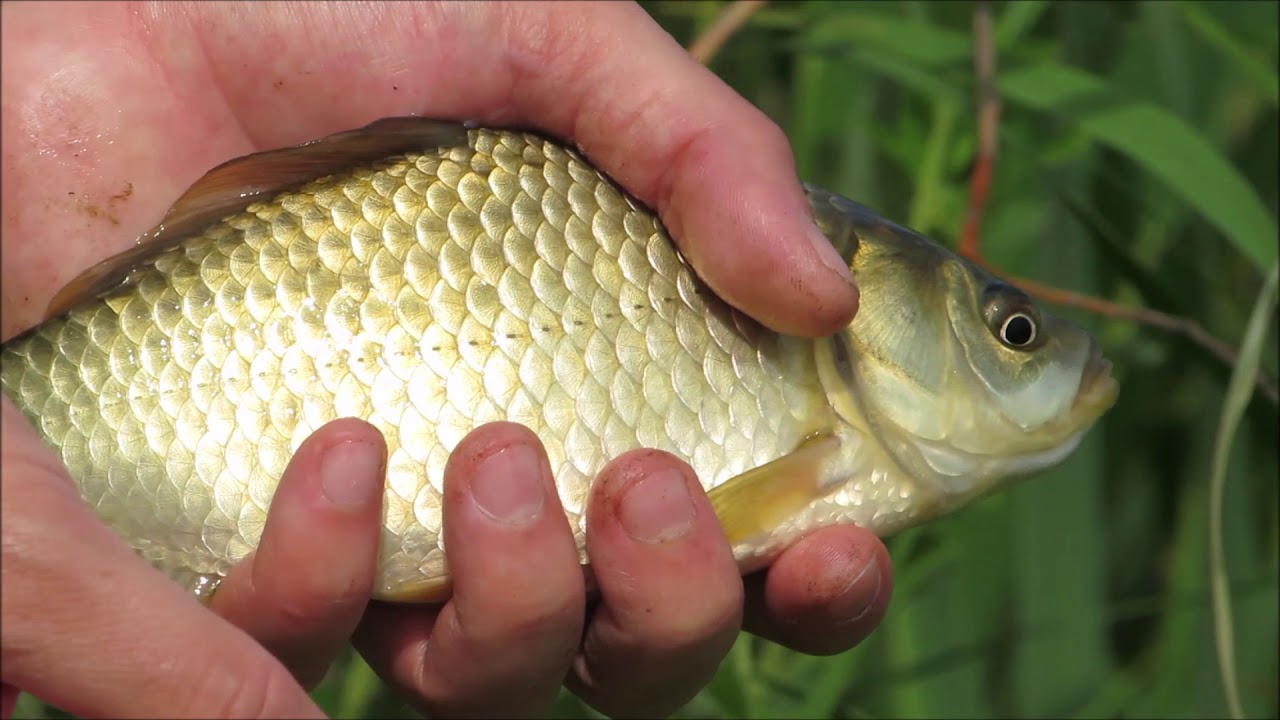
0, 398, 388, 717
354, 422, 892, 718
1, 1, 891, 717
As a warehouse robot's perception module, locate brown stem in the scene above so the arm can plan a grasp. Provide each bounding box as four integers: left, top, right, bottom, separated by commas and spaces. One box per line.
688, 0, 768, 65
961, 2, 1277, 406
961, 1, 1000, 260
976, 262, 1280, 405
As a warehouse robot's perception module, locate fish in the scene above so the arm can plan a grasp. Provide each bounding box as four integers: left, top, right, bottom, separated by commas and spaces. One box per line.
0, 118, 1118, 602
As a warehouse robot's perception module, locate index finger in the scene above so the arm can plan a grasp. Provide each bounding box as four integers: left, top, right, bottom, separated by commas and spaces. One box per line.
3, 1, 857, 338
177, 0, 859, 336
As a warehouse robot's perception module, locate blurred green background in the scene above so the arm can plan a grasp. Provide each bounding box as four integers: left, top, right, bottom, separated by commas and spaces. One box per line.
15, 1, 1278, 718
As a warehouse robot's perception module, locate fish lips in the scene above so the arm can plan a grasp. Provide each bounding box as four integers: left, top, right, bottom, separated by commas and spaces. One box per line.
1073, 341, 1119, 422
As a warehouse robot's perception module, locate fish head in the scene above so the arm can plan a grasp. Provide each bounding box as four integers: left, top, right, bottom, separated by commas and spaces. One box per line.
808, 185, 1117, 508
934, 263, 1118, 467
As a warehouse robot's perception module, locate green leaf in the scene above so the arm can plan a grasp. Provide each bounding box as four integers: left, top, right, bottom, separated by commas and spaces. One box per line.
995, 1, 1053, 48
799, 12, 972, 68
1178, 1, 1280, 107
998, 62, 1278, 272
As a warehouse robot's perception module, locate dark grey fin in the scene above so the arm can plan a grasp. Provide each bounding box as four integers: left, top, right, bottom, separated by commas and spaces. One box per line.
44, 117, 474, 320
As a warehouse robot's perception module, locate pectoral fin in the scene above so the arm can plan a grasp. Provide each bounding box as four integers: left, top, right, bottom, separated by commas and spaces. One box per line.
707, 431, 842, 547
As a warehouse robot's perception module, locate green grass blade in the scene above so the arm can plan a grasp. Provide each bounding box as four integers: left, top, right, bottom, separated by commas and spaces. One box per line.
994, 0, 1052, 48
11, 694, 49, 720
1207, 261, 1280, 719
998, 62, 1279, 273
799, 12, 971, 68
841, 48, 967, 106
907, 100, 959, 233
333, 652, 384, 720
1177, 1, 1279, 107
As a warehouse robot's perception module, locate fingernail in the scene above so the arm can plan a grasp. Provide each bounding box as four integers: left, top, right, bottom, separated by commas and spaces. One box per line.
832, 557, 882, 625
619, 469, 696, 543
471, 443, 545, 525
321, 440, 384, 510
809, 223, 856, 286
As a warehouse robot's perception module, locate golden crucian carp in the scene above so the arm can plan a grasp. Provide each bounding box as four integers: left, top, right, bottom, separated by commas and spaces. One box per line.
0, 118, 1118, 602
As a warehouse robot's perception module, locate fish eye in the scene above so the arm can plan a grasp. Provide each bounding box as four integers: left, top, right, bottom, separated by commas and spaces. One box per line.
999, 313, 1037, 348
981, 283, 1042, 351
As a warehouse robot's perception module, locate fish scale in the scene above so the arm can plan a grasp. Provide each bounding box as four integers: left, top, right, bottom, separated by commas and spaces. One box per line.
1, 127, 825, 598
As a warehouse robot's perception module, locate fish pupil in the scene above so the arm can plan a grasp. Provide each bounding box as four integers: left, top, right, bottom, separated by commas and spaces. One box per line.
1001, 314, 1036, 346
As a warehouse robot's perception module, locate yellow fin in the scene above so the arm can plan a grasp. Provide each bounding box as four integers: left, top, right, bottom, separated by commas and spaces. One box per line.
707, 431, 842, 547
44, 117, 474, 321
374, 576, 453, 604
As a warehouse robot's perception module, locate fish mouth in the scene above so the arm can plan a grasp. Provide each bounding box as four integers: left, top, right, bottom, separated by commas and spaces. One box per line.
1072, 342, 1119, 421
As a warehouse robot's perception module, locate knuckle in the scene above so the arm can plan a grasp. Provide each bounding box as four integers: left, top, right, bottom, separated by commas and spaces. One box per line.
181, 656, 297, 719
658, 595, 741, 655
270, 582, 362, 633
459, 580, 584, 651
630, 576, 743, 658
499, 4, 594, 93
253, 553, 371, 630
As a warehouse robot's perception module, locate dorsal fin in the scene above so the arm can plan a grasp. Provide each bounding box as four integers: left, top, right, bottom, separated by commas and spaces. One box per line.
44, 117, 474, 320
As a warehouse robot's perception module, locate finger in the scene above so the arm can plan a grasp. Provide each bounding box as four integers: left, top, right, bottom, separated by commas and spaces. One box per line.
352, 422, 584, 718
209, 418, 386, 689
2, 2, 857, 340
742, 525, 892, 656
0, 401, 324, 719
567, 450, 743, 719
